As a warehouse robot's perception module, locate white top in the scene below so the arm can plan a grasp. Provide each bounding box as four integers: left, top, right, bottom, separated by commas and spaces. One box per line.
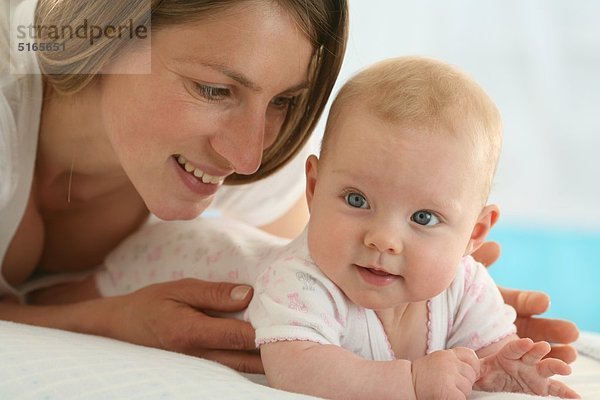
0, 0, 313, 296
0, 0, 43, 296
249, 232, 517, 357
97, 217, 517, 360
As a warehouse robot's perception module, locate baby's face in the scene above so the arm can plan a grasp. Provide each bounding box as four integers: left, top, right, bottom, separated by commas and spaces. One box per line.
306, 108, 487, 310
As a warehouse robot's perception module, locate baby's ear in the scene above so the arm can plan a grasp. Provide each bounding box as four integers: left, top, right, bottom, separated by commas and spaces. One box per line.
465, 204, 500, 256
305, 155, 319, 211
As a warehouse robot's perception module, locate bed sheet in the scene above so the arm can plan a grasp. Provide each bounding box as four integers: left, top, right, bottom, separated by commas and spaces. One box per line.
1, 321, 598, 399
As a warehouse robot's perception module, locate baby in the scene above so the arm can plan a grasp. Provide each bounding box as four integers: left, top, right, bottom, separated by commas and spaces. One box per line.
66, 57, 579, 399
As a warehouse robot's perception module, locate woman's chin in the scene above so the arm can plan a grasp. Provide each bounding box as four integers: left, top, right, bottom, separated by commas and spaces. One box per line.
148, 197, 214, 221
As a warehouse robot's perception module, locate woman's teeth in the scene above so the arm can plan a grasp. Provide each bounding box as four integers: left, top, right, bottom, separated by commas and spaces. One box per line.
175, 155, 224, 184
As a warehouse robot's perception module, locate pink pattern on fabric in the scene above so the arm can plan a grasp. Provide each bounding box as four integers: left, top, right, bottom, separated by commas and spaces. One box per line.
469, 333, 483, 349
274, 277, 285, 287
463, 257, 473, 288
171, 270, 184, 280
256, 248, 273, 262
466, 282, 486, 303
474, 327, 517, 351
133, 270, 141, 286
288, 293, 308, 313
323, 291, 346, 327
321, 313, 333, 328
206, 251, 223, 265
260, 267, 272, 287
228, 269, 239, 282
147, 246, 162, 263
109, 270, 123, 286
256, 337, 328, 347
426, 299, 433, 354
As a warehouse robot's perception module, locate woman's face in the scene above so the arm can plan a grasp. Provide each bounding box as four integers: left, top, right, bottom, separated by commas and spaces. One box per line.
99, 2, 314, 220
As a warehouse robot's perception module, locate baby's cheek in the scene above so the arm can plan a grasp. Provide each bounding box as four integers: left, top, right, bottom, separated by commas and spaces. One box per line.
415, 258, 458, 299
308, 241, 330, 272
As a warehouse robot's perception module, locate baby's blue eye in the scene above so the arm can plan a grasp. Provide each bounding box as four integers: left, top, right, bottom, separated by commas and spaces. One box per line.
411, 210, 440, 226
345, 192, 369, 209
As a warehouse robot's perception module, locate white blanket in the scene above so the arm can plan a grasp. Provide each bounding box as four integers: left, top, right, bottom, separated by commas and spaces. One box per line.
1, 321, 598, 399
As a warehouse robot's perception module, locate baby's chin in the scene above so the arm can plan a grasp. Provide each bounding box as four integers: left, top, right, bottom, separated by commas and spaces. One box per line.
344, 290, 409, 311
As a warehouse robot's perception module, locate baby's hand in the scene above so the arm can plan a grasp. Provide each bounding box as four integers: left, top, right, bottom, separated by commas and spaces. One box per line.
412, 347, 479, 399
476, 338, 580, 398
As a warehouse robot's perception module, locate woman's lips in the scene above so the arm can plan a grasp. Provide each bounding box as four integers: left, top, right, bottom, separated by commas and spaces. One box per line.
171, 156, 223, 197
173, 154, 228, 184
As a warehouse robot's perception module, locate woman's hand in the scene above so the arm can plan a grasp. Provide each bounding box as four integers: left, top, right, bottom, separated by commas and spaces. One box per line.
21, 278, 263, 372
472, 242, 580, 363
105, 278, 263, 373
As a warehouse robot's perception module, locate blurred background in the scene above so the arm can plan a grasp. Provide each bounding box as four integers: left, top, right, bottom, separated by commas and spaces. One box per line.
315, 0, 600, 332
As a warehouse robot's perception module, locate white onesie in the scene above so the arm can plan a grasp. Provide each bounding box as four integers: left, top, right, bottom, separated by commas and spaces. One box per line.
97, 218, 517, 359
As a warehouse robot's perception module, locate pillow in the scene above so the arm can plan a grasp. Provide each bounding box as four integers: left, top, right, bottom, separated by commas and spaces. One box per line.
1, 321, 598, 399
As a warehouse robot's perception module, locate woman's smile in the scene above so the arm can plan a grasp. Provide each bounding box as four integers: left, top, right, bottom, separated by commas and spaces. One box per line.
173, 155, 228, 185
170, 156, 223, 197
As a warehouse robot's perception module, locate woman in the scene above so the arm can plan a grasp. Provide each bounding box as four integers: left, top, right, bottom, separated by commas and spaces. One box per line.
0, 0, 577, 374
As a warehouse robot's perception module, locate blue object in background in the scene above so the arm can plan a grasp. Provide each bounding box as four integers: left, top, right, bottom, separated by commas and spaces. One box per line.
487, 224, 600, 333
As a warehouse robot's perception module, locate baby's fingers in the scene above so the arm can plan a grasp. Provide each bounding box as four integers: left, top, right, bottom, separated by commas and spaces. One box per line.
522, 341, 551, 365
548, 379, 580, 399
500, 338, 535, 361
538, 358, 572, 378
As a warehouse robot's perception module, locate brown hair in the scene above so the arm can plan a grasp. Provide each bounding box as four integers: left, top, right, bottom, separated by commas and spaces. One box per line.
34, 0, 348, 184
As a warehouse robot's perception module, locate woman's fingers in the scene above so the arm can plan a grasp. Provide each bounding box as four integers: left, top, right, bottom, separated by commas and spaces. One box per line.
118, 279, 259, 354
201, 349, 264, 374
186, 315, 258, 351
162, 278, 253, 312
499, 287, 550, 316
514, 315, 579, 344
547, 345, 578, 364
472, 241, 501, 267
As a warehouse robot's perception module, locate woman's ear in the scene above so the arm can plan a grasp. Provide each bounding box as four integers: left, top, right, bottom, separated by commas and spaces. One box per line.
464, 204, 500, 256
305, 155, 319, 212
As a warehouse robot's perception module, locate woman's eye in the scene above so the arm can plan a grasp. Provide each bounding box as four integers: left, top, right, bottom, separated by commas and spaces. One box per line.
270, 95, 297, 110
194, 83, 230, 102
345, 192, 369, 209
411, 210, 440, 226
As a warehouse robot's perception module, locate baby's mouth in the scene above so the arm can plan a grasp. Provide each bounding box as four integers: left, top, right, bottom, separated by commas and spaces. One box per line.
173, 154, 225, 185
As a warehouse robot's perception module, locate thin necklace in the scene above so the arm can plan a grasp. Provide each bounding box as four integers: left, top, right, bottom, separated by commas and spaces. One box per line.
67, 151, 75, 203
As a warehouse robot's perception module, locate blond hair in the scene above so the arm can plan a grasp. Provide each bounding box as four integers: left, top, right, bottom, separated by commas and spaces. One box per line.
322, 56, 503, 196
34, 0, 348, 184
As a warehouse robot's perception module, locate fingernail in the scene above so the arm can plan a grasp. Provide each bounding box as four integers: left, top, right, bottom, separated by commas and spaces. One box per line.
230, 285, 252, 301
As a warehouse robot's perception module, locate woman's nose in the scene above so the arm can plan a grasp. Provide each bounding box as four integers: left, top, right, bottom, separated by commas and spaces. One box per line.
363, 220, 403, 255
211, 108, 267, 175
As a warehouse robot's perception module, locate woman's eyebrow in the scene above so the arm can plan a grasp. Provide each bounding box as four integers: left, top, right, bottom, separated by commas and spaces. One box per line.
174, 57, 308, 94
200, 61, 261, 91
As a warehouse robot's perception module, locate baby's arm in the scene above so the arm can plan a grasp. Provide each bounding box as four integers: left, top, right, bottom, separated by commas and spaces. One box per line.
475, 336, 579, 398
261, 340, 480, 400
